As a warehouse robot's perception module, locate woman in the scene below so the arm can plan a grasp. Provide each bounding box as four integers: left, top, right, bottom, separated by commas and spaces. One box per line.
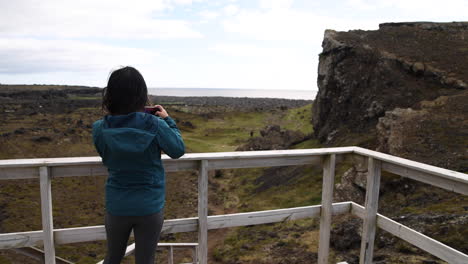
92, 66, 185, 264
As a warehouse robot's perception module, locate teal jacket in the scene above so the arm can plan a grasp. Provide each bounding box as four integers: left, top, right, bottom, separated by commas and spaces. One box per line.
92, 112, 185, 216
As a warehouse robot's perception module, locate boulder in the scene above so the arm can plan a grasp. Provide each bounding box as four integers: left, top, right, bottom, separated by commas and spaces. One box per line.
236, 125, 306, 151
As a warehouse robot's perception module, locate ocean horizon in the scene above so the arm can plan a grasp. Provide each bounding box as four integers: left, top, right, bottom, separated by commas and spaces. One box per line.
148, 88, 316, 100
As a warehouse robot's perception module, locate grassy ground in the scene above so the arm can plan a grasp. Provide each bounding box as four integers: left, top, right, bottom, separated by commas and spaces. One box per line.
178, 104, 313, 153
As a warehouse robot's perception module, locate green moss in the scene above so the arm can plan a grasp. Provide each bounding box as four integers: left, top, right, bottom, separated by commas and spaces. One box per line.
292, 138, 321, 149
0, 256, 13, 264
282, 104, 313, 134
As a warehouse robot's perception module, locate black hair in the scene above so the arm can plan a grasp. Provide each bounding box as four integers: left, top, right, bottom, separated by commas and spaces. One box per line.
102, 66, 150, 115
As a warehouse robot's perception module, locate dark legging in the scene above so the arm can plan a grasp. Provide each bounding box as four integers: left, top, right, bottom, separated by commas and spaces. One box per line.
103, 209, 164, 264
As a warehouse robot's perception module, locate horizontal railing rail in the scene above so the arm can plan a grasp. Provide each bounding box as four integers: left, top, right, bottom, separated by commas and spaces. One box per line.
0, 202, 352, 248
0, 147, 466, 264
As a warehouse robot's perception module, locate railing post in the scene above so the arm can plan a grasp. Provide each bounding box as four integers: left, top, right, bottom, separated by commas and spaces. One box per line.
198, 160, 208, 264
193, 246, 198, 264
39, 166, 56, 264
318, 154, 336, 264
168, 246, 174, 264
359, 157, 382, 264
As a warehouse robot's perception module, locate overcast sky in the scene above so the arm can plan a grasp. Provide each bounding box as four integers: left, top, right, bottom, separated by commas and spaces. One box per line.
0, 0, 466, 91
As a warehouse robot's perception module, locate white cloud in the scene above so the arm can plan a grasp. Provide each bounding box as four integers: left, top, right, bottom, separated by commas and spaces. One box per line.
218, 5, 384, 91
346, 0, 375, 10
345, 0, 468, 18
206, 42, 315, 90
0, 38, 158, 74
2, 0, 466, 90
224, 5, 240, 16
211, 43, 296, 58
259, 0, 294, 10
223, 9, 379, 42
171, 0, 207, 5
192, 61, 314, 91
225, 0, 466, 43
172, 0, 195, 5
142, 59, 316, 90
0, 0, 202, 39
199, 10, 221, 20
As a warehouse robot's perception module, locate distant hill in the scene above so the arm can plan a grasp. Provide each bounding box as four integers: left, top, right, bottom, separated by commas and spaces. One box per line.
0, 84, 101, 91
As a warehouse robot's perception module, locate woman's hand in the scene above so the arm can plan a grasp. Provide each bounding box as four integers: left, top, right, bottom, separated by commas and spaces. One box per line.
155, 105, 169, 119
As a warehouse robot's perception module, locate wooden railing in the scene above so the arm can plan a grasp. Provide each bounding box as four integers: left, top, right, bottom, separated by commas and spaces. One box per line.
0, 147, 467, 264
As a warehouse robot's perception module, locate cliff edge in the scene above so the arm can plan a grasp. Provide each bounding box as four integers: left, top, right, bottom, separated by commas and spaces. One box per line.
313, 22, 468, 171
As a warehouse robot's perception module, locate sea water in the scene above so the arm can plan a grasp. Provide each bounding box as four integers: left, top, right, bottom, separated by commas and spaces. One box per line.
148, 88, 315, 100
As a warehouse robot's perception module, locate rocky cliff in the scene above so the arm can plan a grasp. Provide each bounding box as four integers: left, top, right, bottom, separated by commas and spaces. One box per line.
312, 22, 468, 263
312, 22, 468, 171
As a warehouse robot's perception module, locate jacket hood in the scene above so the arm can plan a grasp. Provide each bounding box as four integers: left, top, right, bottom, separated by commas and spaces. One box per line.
102, 112, 157, 153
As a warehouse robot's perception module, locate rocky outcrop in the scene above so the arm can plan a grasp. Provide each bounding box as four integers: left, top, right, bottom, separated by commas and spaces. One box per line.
0, 85, 102, 115
312, 22, 468, 149
334, 166, 367, 204
236, 125, 307, 151
313, 22, 468, 263
377, 91, 468, 171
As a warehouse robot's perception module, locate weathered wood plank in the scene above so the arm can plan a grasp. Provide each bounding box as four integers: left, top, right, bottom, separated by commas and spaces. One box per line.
0, 203, 351, 249
165, 147, 353, 161
124, 243, 136, 257
193, 246, 198, 264
318, 154, 336, 264
208, 202, 350, 229
198, 160, 209, 264
1, 147, 465, 185
0, 148, 355, 168
168, 246, 174, 264
50, 164, 108, 178
352, 147, 468, 186
55, 217, 199, 245
0, 167, 39, 179
40, 166, 56, 264
359, 158, 381, 264
0, 149, 352, 179
161, 217, 198, 235
351, 202, 468, 264
382, 162, 468, 195
50, 160, 200, 177
157, 243, 198, 247
317, 155, 336, 261
0, 156, 102, 168
55, 225, 107, 245
0, 156, 330, 179
0, 230, 44, 249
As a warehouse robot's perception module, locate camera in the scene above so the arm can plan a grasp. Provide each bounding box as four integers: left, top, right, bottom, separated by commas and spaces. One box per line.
144, 106, 161, 115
